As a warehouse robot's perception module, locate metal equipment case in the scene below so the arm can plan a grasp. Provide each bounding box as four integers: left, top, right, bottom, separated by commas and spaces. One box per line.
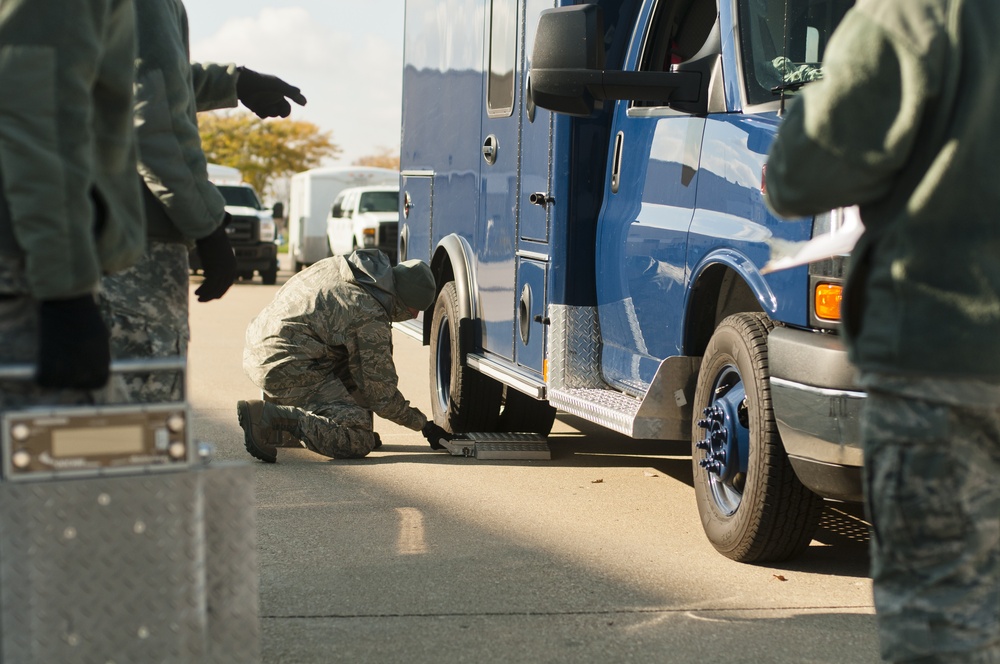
0, 361, 259, 663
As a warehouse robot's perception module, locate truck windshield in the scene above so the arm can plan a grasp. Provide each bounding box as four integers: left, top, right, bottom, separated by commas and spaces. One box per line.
217, 185, 262, 210
739, 0, 854, 106
357, 191, 399, 213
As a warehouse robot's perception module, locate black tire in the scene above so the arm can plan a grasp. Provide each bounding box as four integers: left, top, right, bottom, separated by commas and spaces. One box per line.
260, 268, 278, 285
429, 282, 502, 433
691, 312, 823, 563
239, 271, 254, 281
497, 387, 556, 435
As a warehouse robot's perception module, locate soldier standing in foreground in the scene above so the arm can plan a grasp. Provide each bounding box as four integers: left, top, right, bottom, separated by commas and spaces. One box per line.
764, 0, 1000, 660
238, 250, 451, 461
0, 0, 145, 406
100, 0, 307, 403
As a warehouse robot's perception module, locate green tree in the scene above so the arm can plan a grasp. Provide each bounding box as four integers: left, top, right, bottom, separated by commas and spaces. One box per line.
353, 146, 400, 170
198, 110, 341, 196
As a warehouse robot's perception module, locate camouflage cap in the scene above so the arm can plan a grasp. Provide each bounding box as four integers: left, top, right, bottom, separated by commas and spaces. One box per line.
391, 259, 435, 311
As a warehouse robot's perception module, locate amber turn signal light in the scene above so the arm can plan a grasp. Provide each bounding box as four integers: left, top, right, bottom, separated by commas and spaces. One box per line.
814, 283, 842, 321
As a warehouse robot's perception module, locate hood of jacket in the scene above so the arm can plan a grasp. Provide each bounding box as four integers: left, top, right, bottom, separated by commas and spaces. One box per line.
339, 250, 412, 322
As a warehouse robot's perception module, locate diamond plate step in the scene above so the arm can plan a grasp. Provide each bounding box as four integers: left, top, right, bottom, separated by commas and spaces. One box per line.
440, 432, 550, 460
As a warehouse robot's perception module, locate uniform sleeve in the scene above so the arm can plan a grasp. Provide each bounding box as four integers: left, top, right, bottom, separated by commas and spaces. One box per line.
190, 62, 239, 112
350, 317, 428, 431
765, 8, 935, 220
132, 0, 225, 242
0, 0, 135, 299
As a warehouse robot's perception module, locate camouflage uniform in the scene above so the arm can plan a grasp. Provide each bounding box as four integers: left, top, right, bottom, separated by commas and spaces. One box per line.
101, 0, 240, 403
0, 0, 144, 408
243, 251, 428, 459
764, 0, 1000, 659
861, 374, 1000, 662
99, 243, 191, 403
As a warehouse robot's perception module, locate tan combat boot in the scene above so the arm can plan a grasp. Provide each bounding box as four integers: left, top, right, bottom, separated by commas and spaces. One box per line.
236, 400, 302, 463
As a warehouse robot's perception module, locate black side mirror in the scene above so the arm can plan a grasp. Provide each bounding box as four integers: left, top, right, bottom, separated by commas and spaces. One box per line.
529, 4, 703, 116
272, 201, 284, 219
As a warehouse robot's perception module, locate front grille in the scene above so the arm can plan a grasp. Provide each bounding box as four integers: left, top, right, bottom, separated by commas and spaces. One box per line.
377, 222, 398, 253
225, 215, 257, 243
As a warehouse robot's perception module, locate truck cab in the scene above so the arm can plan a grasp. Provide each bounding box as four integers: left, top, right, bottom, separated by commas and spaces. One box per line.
193, 166, 279, 285
400, 0, 858, 563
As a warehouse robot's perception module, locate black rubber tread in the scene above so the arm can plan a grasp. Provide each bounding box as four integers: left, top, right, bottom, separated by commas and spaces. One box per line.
260, 269, 278, 285
428, 282, 502, 433
497, 387, 557, 435
692, 312, 823, 563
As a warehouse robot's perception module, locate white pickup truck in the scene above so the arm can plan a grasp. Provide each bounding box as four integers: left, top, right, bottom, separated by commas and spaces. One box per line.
325, 185, 400, 263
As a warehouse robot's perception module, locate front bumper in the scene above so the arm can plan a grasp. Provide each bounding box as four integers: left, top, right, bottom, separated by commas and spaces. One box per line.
768, 326, 865, 502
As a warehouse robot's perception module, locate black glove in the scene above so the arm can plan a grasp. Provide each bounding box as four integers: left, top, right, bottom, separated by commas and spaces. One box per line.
194, 219, 237, 302
36, 295, 111, 390
236, 67, 307, 119
421, 421, 451, 450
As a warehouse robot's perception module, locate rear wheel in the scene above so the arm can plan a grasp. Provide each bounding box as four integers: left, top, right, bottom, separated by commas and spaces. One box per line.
429, 282, 502, 432
691, 313, 822, 563
497, 387, 556, 435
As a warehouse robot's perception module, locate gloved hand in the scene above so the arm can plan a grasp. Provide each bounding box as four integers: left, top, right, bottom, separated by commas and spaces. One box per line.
194, 218, 237, 302
421, 421, 451, 450
236, 67, 307, 118
36, 295, 111, 390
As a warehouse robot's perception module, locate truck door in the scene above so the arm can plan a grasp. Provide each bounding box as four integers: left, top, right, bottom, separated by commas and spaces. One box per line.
512, 0, 555, 376
595, 0, 714, 391
478, 0, 520, 361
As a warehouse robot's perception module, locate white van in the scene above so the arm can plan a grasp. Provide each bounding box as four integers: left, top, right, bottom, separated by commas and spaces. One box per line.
286, 167, 397, 270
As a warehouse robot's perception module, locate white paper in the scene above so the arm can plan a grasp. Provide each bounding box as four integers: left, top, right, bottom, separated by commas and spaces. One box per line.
761, 206, 863, 274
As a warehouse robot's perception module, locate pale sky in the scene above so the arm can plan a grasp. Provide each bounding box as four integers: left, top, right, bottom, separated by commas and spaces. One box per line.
184, 1, 405, 166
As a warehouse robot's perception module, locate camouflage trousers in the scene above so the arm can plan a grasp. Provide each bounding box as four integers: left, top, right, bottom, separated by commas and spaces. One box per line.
99, 242, 189, 403
861, 383, 1000, 663
255, 362, 378, 460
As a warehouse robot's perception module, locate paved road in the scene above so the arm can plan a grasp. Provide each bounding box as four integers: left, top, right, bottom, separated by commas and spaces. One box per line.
188, 259, 880, 664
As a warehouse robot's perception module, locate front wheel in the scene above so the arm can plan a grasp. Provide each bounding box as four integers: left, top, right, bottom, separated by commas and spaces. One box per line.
691, 313, 822, 563
428, 282, 502, 432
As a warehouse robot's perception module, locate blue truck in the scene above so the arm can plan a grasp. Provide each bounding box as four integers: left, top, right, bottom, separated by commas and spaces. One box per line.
398, 0, 860, 562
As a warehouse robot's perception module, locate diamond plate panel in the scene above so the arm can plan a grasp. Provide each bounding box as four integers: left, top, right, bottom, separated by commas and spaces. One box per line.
547, 305, 604, 390
0, 463, 258, 664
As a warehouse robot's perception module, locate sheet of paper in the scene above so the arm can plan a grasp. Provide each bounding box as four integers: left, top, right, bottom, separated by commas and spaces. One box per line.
761, 206, 863, 274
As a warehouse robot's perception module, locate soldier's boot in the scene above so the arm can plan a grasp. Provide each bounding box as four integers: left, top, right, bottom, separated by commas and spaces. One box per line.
236, 400, 302, 463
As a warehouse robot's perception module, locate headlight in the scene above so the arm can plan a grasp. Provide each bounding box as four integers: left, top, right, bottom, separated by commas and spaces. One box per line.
362, 227, 376, 247
259, 216, 276, 243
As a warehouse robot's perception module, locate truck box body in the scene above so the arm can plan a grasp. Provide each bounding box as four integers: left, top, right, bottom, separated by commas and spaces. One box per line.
400, 0, 860, 562
287, 167, 398, 270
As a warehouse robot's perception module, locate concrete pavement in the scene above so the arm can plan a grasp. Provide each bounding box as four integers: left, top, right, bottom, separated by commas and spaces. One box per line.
187, 259, 880, 663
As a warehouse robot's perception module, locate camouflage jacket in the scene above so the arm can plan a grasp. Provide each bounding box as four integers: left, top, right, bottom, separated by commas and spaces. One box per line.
244, 251, 428, 431
0, 0, 145, 300
133, 0, 239, 245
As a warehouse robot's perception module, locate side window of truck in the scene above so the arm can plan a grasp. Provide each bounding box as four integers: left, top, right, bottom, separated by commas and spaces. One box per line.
635, 0, 719, 108
487, 0, 518, 117
642, 0, 717, 72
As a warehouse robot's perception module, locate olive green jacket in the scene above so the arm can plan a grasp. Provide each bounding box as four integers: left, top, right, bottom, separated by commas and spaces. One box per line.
0, 0, 145, 300
133, 0, 239, 244
766, 0, 1000, 378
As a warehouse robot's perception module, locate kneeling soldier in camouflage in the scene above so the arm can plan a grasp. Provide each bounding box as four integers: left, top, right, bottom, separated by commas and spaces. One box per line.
238, 250, 450, 462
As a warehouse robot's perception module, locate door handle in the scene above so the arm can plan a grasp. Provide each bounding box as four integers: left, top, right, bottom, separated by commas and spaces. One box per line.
482, 135, 499, 165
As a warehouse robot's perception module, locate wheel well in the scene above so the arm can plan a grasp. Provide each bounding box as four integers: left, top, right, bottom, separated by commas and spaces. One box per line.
686, 265, 764, 357
426, 248, 458, 344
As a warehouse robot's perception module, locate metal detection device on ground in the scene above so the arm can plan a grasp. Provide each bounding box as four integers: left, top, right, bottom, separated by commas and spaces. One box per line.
438, 432, 551, 460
